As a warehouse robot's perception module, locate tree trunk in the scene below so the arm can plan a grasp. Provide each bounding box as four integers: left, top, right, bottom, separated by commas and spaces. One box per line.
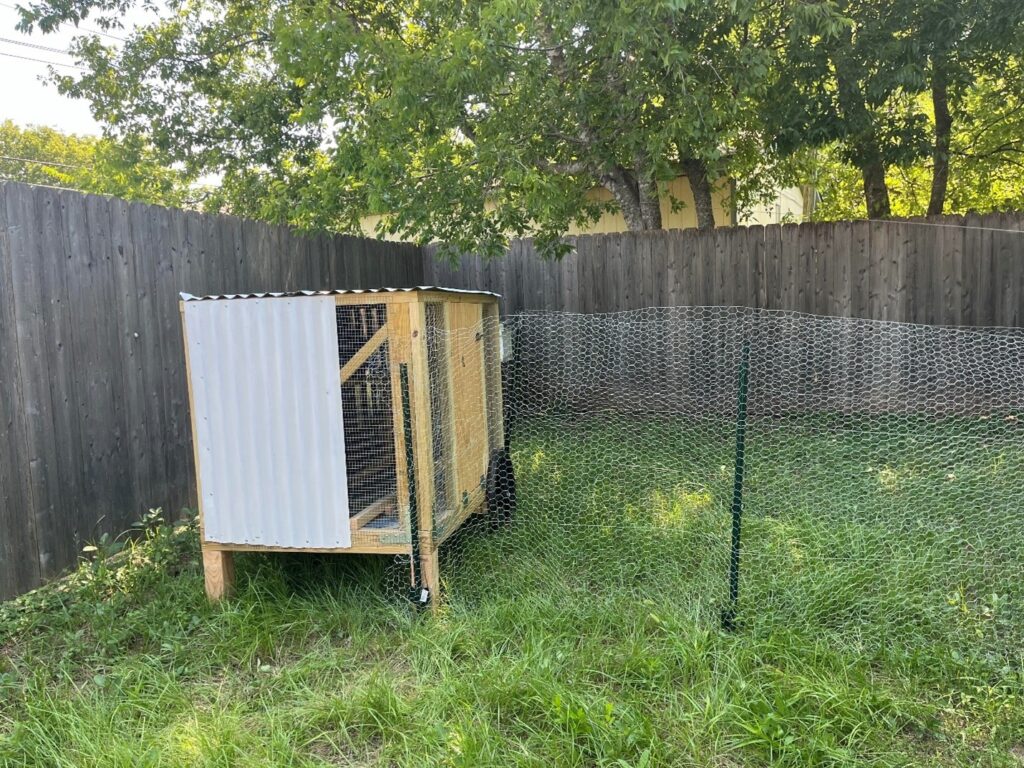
861, 160, 891, 218
682, 159, 716, 230
601, 166, 661, 231
637, 174, 663, 230
833, 41, 891, 220
928, 62, 951, 216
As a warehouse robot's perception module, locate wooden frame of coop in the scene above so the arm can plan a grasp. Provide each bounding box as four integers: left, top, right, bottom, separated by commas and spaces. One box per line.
180, 288, 508, 606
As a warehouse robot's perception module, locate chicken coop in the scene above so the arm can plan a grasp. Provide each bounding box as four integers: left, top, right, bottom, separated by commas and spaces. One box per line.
179, 287, 513, 605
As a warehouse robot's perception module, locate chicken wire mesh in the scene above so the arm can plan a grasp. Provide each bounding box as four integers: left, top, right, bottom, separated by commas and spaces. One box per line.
387, 306, 1024, 657
336, 304, 410, 550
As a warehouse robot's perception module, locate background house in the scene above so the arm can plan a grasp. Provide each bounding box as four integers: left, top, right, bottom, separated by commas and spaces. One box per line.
360, 176, 807, 239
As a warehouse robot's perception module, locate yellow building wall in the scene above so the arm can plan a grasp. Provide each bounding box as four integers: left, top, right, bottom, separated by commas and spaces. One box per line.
360, 175, 735, 240
560, 176, 734, 235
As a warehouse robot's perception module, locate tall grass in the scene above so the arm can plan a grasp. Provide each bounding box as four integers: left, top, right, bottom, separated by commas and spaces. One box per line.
2, 418, 1023, 766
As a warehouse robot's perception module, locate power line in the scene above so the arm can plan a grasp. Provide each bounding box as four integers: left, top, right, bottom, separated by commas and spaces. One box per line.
0, 175, 83, 192
0, 49, 85, 69
0, 154, 80, 168
0, 1, 126, 42
0, 34, 71, 55
837, 217, 1024, 237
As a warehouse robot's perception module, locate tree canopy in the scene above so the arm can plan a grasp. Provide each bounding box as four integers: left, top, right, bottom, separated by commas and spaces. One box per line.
11, 0, 1024, 251
0, 120, 193, 206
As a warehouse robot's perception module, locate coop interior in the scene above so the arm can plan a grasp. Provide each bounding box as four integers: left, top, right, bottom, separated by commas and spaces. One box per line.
336, 303, 407, 550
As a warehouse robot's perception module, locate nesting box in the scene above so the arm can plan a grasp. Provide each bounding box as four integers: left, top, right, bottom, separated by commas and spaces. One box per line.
179, 287, 509, 604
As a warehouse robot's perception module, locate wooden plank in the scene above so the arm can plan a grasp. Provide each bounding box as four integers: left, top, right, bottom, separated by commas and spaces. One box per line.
993, 212, 1022, 327
204, 540, 409, 556
35, 188, 85, 573
180, 300, 209, 543
831, 220, 852, 318
815, 221, 833, 316
202, 549, 235, 601
0, 184, 39, 598
340, 325, 389, 383
447, 302, 489, 506
482, 300, 504, 453
406, 299, 440, 603
763, 224, 783, 311
385, 299, 413, 553
74, 192, 133, 546
149, 204, 187, 518
349, 494, 397, 530
128, 201, 170, 517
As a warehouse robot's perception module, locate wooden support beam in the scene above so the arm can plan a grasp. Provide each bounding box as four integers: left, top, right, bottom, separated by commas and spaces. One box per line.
408, 300, 441, 607
349, 494, 397, 531
340, 325, 388, 384
202, 549, 235, 601
482, 300, 505, 452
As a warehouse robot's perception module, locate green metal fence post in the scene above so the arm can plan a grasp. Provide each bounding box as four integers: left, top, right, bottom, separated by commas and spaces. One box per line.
722, 340, 750, 632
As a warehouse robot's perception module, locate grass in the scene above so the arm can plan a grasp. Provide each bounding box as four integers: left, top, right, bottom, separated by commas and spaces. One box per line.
2, 415, 1023, 766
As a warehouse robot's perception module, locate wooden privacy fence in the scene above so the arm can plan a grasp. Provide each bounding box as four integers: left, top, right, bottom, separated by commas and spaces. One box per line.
3, 179, 1024, 600
425, 214, 1024, 326
0, 182, 423, 599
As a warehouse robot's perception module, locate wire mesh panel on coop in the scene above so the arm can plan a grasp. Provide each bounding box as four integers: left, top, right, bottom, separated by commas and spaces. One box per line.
180, 287, 507, 605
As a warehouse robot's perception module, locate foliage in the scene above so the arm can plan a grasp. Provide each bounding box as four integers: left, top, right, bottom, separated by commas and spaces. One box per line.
770, 0, 1024, 219
9, 0, 1024, 244
2, 422, 1023, 766
800, 67, 1024, 221
15, 0, 847, 255
0, 120, 194, 206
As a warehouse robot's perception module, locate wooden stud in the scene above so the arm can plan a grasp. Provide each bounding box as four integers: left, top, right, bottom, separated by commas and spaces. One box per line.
407, 298, 441, 606
202, 549, 235, 601
340, 324, 388, 384
204, 540, 408, 555
180, 301, 208, 543
482, 299, 505, 453
386, 301, 414, 557
432, 302, 457, 528
349, 494, 397, 530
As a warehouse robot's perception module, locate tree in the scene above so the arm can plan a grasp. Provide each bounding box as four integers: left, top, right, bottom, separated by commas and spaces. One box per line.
769, 1, 931, 219
770, 0, 1024, 219
16, 0, 843, 256
906, 0, 1024, 214
0, 121, 193, 206
799, 69, 1024, 220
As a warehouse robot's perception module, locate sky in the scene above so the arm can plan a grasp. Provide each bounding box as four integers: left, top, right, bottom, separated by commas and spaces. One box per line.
0, 1, 152, 136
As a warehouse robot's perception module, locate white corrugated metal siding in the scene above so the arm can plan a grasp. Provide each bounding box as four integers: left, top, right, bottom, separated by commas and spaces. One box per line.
184, 296, 351, 548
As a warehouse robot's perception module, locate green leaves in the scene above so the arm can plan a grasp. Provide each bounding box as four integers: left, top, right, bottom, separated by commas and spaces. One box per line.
0, 120, 193, 206
13, 0, 1024, 242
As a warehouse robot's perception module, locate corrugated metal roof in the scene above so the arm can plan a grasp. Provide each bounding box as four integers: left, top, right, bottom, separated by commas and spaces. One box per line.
184, 295, 352, 549
180, 286, 501, 301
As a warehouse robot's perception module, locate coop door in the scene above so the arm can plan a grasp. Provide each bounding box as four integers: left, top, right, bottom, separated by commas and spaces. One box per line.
183, 297, 351, 548
444, 302, 490, 510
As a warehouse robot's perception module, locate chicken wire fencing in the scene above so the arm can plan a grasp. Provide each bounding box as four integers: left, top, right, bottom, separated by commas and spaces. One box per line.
389, 306, 1024, 656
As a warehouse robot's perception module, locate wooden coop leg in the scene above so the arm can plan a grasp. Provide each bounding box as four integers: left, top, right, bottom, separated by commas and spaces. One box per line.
419, 540, 441, 610
202, 549, 235, 601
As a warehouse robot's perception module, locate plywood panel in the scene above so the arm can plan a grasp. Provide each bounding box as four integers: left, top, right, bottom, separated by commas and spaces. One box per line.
447, 302, 489, 507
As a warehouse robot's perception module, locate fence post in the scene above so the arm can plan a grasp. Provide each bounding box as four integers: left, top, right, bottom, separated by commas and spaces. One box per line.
399, 363, 429, 608
722, 340, 750, 632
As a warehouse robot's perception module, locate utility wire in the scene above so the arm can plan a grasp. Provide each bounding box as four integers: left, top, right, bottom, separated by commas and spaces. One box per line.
0, 49, 85, 68
866, 218, 1024, 236
0, 154, 80, 168
0, 175, 82, 192
0, 34, 71, 55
